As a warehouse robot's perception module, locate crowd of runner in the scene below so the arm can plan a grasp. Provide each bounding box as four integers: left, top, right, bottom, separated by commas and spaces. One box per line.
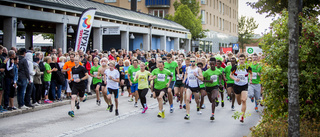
0, 45, 264, 122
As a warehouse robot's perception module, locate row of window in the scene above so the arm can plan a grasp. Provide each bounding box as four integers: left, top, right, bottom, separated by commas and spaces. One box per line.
201, 10, 238, 33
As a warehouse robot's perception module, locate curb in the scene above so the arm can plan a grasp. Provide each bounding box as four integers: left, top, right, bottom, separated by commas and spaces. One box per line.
0, 94, 97, 119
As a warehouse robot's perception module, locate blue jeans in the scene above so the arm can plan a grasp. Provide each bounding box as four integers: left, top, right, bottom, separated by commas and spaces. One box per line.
17, 79, 28, 107
4, 77, 13, 107
51, 80, 62, 100
25, 82, 34, 105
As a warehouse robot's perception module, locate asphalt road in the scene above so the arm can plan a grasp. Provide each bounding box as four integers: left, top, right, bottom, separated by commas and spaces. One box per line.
0, 90, 262, 137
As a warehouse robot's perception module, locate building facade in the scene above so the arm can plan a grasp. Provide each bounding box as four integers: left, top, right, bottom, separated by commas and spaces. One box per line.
0, 0, 191, 53
94, 0, 239, 53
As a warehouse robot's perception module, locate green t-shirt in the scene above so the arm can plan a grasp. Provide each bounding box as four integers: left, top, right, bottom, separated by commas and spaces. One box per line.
199, 71, 205, 88
90, 65, 102, 85
224, 65, 234, 84
134, 70, 151, 89
128, 65, 140, 84
203, 68, 222, 87
151, 68, 172, 90
217, 67, 225, 86
250, 63, 262, 84
164, 61, 178, 81
44, 63, 52, 82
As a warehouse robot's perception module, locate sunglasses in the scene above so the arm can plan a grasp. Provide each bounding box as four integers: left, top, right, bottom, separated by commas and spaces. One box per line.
190, 61, 196, 63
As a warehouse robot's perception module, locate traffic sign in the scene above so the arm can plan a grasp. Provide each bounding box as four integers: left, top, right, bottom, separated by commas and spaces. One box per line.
247, 48, 254, 54
232, 44, 239, 50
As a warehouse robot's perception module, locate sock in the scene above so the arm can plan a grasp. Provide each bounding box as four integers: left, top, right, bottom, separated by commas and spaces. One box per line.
170, 104, 173, 108
212, 113, 214, 116
197, 107, 200, 111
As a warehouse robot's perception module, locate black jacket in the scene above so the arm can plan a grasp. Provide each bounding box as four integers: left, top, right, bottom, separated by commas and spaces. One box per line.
18, 55, 30, 80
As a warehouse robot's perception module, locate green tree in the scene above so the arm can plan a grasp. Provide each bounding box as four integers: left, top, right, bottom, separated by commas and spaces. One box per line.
247, 0, 320, 17
238, 16, 259, 52
166, 0, 206, 40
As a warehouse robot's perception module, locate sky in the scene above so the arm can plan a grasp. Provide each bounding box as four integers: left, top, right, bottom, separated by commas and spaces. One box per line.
238, 0, 273, 35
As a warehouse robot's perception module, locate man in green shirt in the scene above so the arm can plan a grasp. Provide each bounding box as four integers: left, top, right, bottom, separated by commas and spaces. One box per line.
224, 57, 237, 110
203, 57, 224, 121
128, 59, 140, 107
90, 57, 102, 106
216, 60, 226, 107
150, 61, 172, 119
164, 53, 179, 113
248, 53, 262, 112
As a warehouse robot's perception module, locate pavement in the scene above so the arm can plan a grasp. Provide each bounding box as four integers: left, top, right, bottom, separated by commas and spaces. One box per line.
0, 89, 263, 137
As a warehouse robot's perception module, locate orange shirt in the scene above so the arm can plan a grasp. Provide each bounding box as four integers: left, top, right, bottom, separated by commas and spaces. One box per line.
63, 61, 83, 80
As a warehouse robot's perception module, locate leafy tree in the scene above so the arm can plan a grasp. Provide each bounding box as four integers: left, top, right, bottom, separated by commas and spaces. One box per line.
251, 9, 320, 136
247, 0, 320, 17
238, 16, 259, 52
166, 0, 206, 40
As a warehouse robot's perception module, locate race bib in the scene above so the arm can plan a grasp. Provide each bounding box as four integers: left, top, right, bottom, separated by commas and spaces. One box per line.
238, 74, 246, 82
157, 74, 166, 82
139, 74, 145, 81
189, 75, 197, 83
132, 72, 136, 78
211, 75, 218, 83
73, 74, 80, 80
125, 70, 128, 75
252, 72, 257, 80
93, 72, 98, 76
176, 74, 183, 80
167, 72, 173, 80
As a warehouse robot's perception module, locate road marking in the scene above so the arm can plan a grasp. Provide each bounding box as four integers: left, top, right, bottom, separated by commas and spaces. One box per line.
58, 102, 159, 137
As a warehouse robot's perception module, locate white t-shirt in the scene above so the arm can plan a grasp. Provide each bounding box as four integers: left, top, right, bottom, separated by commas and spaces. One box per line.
105, 69, 120, 89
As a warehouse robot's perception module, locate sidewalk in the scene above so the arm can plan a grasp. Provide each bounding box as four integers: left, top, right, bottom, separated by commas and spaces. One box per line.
0, 93, 98, 118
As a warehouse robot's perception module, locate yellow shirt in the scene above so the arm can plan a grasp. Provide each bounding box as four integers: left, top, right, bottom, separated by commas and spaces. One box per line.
134, 70, 151, 89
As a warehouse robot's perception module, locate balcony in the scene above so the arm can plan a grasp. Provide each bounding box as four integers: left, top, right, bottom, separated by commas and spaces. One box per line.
145, 0, 170, 8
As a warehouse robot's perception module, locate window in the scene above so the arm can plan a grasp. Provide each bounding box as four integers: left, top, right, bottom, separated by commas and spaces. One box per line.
222, 3, 224, 15
219, 18, 221, 29
213, 0, 215, 8
201, 0, 206, 4
201, 10, 206, 24
105, 0, 116, 2
153, 9, 165, 18
206, 12, 208, 24
210, 14, 212, 25
230, 7, 231, 18
219, 1, 222, 13
222, 19, 224, 30
213, 15, 215, 26
230, 22, 231, 32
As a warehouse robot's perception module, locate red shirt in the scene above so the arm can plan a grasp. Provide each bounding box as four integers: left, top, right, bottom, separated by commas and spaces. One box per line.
108, 54, 115, 61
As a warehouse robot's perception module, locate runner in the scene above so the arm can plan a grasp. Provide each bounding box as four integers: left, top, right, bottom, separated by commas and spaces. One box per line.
115, 58, 125, 96
164, 53, 179, 113
149, 61, 172, 119
183, 56, 203, 120
197, 62, 207, 114
248, 53, 262, 112
230, 54, 253, 123
97, 58, 112, 111
224, 57, 237, 110
127, 59, 140, 107
200, 57, 209, 109
104, 61, 120, 116
123, 60, 131, 97
68, 56, 88, 117
202, 57, 224, 120
182, 57, 190, 109
134, 62, 151, 113
216, 60, 226, 107
174, 58, 185, 109
90, 57, 102, 106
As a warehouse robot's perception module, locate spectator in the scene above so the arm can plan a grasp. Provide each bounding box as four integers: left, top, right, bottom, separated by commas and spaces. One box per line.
50, 56, 62, 101
25, 52, 35, 108
58, 56, 68, 99
4, 50, 15, 110
17, 48, 30, 109
33, 58, 43, 105
43, 56, 57, 104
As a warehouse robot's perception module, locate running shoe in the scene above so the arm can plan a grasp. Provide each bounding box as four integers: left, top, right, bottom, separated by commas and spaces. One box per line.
183, 104, 186, 109
197, 111, 202, 115
142, 108, 146, 114
128, 98, 134, 102
231, 105, 235, 111
215, 101, 219, 107
240, 116, 244, 123
227, 96, 230, 101
115, 109, 119, 116
251, 97, 254, 103
96, 100, 101, 106
179, 105, 182, 109
68, 111, 74, 117
106, 105, 110, 111
121, 92, 124, 96
44, 99, 53, 104
210, 115, 215, 121
75, 101, 80, 109
255, 107, 259, 112
177, 96, 180, 102
170, 107, 174, 113
221, 101, 224, 107
83, 93, 88, 102
134, 102, 138, 107
161, 110, 165, 118
201, 104, 206, 109
184, 114, 190, 120
144, 106, 148, 113
157, 112, 162, 118
109, 104, 114, 112
87, 92, 92, 95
